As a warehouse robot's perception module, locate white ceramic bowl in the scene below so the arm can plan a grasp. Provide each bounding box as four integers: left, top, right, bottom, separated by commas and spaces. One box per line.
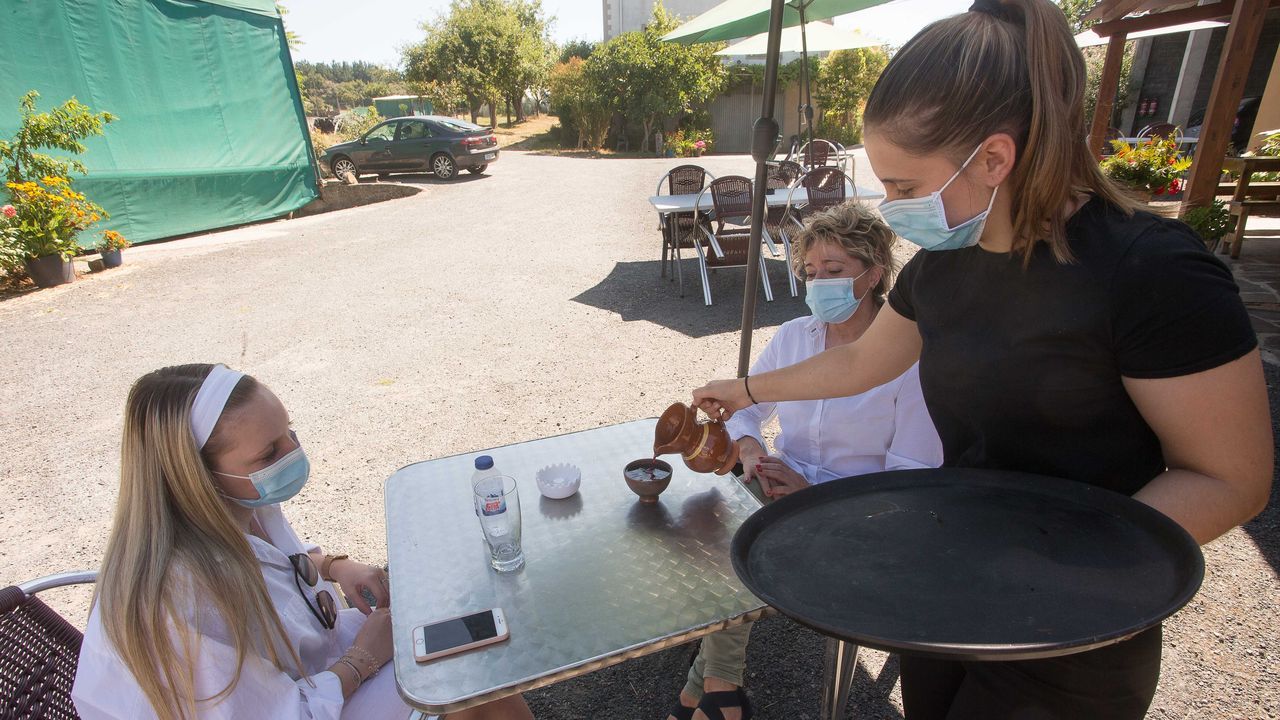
535, 463, 581, 499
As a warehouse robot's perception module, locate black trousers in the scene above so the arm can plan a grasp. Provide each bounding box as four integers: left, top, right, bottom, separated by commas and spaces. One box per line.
900, 625, 1163, 720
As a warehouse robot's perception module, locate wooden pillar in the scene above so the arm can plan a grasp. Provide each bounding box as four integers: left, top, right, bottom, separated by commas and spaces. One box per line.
1183, 0, 1270, 210
1088, 32, 1128, 157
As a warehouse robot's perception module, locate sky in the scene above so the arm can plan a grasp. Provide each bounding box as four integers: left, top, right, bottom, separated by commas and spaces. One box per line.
286, 0, 975, 68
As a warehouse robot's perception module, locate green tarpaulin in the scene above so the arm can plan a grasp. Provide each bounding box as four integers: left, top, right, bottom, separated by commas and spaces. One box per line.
0, 0, 318, 245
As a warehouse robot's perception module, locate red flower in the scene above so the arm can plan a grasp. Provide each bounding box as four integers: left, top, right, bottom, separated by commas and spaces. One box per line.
1154, 186, 1166, 195
1, 205, 14, 218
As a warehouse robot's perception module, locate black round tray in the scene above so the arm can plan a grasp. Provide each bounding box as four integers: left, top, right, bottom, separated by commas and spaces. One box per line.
731, 468, 1203, 661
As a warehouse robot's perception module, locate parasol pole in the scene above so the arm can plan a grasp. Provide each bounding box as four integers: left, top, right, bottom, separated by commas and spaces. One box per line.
736, 0, 787, 378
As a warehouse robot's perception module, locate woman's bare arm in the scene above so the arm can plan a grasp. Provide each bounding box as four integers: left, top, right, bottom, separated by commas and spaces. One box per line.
1125, 350, 1273, 544
693, 305, 922, 419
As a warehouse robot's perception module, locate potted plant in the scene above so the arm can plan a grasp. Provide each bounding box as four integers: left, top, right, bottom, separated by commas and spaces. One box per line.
0, 204, 23, 279
4, 176, 105, 287
1182, 199, 1235, 253
1100, 136, 1192, 215
96, 229, 129, 268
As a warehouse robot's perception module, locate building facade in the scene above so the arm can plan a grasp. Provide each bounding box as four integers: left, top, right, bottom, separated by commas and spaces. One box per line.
602, 0, 719, 39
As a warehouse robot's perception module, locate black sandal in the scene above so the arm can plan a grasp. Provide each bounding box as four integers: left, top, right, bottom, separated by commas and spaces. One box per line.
695, 689, 754, 720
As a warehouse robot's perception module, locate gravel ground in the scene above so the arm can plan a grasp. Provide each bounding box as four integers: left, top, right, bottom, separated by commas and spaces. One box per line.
0, 150, 1275, 719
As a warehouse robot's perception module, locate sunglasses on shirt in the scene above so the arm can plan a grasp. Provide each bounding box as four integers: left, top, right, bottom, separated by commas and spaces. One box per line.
290, 553, 337, 630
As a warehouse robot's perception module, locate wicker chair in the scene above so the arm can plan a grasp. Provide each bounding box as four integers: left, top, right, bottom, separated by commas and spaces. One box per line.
690, 176, 775, 306
656, 165, 715, 293
799, 139, 842, 171
1, 571, 97, 720
1137, 122, 1182, 143
1100, 126, 1124, 155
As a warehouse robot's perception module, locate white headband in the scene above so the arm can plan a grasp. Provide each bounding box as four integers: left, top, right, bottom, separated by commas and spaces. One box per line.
191, 364, 245, 450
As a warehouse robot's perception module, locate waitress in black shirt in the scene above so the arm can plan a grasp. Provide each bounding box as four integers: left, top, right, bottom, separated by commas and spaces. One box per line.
692, 0, 1272, 717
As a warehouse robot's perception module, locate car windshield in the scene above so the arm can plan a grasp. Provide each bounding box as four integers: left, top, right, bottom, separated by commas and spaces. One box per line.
435, 119, 485, 133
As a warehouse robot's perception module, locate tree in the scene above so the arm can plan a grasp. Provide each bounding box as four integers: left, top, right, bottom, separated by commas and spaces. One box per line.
559, 38, 596, 63
0, 91, 115, 185
582, 3, 725, 153
813, 47, 889, 145
549, 57, 610, 149
1056, 0, 1135, 130
404, 0, 553, 127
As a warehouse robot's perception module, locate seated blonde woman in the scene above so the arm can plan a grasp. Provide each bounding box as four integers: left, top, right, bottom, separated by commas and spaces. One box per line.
72, 364, 533, 720
667, 202, 943, 720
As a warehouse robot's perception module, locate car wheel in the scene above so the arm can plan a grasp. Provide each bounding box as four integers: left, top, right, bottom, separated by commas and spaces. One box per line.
431, 154, 456, 180
331, 156, 357, 179
468, 165, 488, 175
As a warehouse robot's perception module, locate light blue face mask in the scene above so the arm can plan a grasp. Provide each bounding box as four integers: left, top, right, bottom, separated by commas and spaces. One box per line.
805, 268, 871, 324
877, 143, 998, 252
216, 432, 310, 508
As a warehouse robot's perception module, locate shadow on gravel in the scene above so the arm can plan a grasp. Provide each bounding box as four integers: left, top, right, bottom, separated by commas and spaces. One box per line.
524, 614, 904, 720
572, 260, 807, 338
1242, 362, 1280, 577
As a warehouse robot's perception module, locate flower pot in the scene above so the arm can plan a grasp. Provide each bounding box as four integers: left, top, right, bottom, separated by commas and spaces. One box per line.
100, 248, 123, 268
24, 254, 74, 288
693, 148, 703, 157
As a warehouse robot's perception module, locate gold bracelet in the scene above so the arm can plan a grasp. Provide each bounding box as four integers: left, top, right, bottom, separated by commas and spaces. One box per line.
336, 657, 364, 686
347, 645, 380, 676
321, 553, 349, 582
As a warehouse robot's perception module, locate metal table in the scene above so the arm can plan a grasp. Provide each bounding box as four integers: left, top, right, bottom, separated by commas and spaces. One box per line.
385, 419, 774, 715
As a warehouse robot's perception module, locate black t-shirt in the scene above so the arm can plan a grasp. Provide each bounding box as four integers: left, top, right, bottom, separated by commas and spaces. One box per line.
887, 196, 1257, 496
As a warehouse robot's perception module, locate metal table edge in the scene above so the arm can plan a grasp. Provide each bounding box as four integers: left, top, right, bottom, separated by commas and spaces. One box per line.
398, 606, 777, 714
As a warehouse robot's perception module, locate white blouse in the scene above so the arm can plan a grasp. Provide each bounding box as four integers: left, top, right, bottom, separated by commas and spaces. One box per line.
726, 315, 943, 484
72, 504, 416, 720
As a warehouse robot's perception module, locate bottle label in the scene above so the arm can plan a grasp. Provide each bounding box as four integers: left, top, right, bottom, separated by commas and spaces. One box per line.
482, 493, 507, 516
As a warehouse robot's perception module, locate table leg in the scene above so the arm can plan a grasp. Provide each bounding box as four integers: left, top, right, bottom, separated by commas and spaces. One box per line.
820, 638, 859, 720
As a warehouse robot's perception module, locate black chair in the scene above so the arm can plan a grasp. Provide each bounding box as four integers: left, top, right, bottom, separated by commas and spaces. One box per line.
1, 571, 97, 720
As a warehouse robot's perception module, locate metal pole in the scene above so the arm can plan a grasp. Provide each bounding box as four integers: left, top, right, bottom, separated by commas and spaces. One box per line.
736, 0, 787, 378
799, 5, 815, 163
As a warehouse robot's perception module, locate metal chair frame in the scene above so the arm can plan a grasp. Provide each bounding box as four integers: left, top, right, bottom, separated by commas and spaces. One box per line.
3, 570, 97, 720
764, 161, 807, 297
690, 176, 775, 307
655, 165, 716, 297
799, 139, 843, 171
1137, 122, 1184, 144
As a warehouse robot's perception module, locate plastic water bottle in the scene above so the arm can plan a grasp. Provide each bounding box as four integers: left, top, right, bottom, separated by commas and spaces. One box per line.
472, 455, 502, 517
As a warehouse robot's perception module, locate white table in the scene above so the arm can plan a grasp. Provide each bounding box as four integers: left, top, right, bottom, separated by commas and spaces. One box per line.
649, 184, 885, 261
1121, 136, 1199, 145
648, 183, 884, 214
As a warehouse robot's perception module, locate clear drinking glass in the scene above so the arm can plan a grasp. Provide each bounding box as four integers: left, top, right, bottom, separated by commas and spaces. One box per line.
472, 475, 524, 572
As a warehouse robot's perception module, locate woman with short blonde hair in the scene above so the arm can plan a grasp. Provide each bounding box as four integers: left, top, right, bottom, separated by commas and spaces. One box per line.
666, 202, 941, 720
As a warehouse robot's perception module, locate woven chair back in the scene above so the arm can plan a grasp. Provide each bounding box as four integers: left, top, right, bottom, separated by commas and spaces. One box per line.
1, 586, 84, 720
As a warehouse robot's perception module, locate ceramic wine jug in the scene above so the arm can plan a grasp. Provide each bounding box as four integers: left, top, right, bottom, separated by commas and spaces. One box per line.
654, 402, 739, 475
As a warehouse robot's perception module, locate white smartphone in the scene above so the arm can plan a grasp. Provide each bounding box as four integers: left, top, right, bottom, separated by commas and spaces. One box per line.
413, 608, 509, 663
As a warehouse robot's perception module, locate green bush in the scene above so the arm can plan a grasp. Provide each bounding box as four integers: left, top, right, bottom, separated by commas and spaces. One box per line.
1182, 200, 1235, 246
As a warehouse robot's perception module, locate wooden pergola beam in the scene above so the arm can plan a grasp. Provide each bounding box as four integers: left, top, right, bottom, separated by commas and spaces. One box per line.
1183, 0, 1271, 211
1088, 32, 1130, 157
1091, 0, 1235, 37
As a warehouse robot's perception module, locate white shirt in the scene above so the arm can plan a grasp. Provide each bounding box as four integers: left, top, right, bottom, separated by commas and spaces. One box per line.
726, 315, 943, 483
72, 504, 416, 720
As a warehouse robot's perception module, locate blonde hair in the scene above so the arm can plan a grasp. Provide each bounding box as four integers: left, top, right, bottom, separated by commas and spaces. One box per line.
94, 364, 306, 720
863, 0, 1137, 265
791, 201, 898, 305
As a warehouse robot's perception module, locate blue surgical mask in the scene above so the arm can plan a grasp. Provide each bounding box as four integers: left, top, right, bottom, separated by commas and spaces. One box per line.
216, 432, 310, 507
877, 143, 998, 252
805, 268, 871, 324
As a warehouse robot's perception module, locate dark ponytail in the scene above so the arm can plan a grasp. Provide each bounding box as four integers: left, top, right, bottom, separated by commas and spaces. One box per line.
864, 0, 1136, 264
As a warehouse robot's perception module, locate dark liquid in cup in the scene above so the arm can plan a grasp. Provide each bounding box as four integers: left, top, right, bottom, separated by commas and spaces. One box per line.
625, 460, 671, 483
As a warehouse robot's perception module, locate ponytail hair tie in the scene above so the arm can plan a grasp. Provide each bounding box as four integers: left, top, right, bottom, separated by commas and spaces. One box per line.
970, 0, 1013, 21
